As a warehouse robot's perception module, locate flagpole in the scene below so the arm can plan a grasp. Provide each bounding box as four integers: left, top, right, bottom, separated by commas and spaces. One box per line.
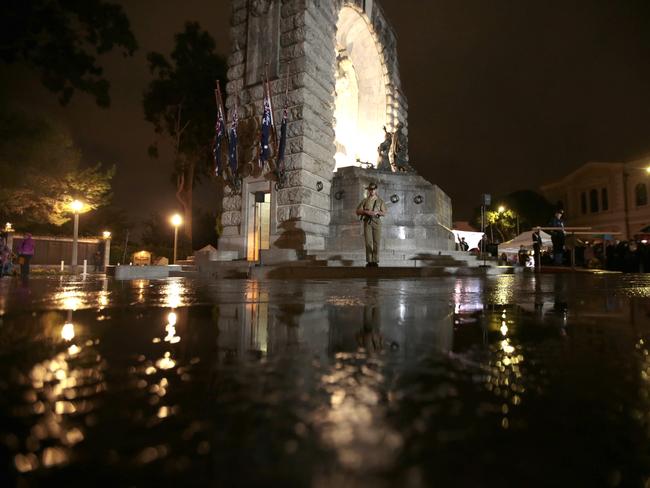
214, 79, 228, 178
265, 63, 278, 155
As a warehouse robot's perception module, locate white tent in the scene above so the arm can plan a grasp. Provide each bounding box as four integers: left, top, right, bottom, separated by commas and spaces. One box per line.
452, 230, 484, 250
498, 230, 552, 254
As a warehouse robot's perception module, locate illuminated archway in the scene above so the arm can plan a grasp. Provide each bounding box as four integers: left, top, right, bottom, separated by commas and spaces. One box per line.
333, 6, 388, 170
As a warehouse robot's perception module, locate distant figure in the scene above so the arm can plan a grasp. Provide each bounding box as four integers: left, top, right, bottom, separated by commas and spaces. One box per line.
18, 233, 35, 278
549, 210, 565, 265
532, 227, 543, 271
518, 245, 528, 266
0, 237, 10, 277
356, 182, 387, 267
500, 252, 509, 265
458, 236, 469, 251
93, 250, 102, 272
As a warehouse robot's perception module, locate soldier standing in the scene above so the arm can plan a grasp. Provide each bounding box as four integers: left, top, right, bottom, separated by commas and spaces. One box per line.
356, 182, 387, 267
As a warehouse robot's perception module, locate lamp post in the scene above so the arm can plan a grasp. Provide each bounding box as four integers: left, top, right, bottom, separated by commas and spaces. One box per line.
102, 231, 111, 271
4, 223, 14, 254
170, 214, 182, 264
70, 200, 84, 271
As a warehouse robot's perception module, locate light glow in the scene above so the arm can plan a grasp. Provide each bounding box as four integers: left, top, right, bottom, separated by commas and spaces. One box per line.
70, 200, 84, 213
61, 323, 75, 342
170, 214, 182, 227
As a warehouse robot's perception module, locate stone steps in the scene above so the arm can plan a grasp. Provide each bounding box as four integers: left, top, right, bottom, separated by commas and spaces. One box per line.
248, 264, 513, 280
307, 250, 491, 268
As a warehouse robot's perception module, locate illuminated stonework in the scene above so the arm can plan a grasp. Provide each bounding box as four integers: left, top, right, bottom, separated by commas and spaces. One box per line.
334, 6, 389, 169
220, 0, 410, 255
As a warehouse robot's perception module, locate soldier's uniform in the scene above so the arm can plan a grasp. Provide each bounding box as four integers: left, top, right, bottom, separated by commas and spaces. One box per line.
357, 186, 387, 266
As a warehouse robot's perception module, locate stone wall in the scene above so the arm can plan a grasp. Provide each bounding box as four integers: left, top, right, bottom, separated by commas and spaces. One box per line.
220, 0, 409, 256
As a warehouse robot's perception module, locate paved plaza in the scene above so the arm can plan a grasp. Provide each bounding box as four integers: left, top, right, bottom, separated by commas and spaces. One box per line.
1, 274, 650, 486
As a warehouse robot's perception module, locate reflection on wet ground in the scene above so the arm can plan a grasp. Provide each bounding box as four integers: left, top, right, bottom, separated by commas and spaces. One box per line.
1, 274, 650, 486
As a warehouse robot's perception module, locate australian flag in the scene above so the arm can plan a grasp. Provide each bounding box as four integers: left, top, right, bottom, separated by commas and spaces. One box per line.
213, 107, 225, 176
228, 109, 238, 174
277, 102, 288, 171
259, 95, 272, 168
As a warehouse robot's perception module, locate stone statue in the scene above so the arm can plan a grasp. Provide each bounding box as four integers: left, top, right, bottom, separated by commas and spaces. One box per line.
391, 122, 414, 172
376, 126, 392, 172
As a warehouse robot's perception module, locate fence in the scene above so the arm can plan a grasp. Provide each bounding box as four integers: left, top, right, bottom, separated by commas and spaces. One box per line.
10, 235, 105, 266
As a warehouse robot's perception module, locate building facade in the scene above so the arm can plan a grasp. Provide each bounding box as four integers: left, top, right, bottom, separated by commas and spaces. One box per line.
540, 160, 650, 240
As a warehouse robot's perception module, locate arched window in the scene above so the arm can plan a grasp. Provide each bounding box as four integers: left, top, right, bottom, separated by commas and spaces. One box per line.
590, 189, 599, 213
636, 183, 648, 207
601, 188, 608, 211
581, 192, 587, 214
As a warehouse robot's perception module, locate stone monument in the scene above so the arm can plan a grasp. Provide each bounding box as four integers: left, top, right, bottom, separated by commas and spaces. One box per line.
219, 0, 454, 261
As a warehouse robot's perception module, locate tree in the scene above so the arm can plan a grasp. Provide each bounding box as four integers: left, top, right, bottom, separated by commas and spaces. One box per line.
143, 22, 227, 248
0, 108, 115, 229
485, 208, 516, 242
474, 190, 555, 242
1, 0, 137, 106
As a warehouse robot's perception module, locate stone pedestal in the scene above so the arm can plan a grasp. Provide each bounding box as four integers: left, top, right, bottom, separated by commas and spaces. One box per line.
327, 167, 454, 254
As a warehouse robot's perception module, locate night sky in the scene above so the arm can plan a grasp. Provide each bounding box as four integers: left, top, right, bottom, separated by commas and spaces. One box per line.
6, 0, 650, 226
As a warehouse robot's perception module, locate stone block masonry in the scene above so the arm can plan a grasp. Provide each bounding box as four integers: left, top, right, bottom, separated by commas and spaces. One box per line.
219, 0, 411, 256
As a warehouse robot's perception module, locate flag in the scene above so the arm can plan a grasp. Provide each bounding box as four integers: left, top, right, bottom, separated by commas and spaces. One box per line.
259, 94, 272, 168
228, 109, 238, 174
213, 106, 225, 176
276, 101, 288, 172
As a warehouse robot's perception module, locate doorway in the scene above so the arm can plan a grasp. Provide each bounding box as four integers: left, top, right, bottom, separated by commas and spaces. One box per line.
247, 191, 271, 261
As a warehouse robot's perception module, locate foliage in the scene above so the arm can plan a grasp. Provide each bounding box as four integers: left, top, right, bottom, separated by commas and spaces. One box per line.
0, 108, 115, 228
143, 22, 225, 161
1, 0, 137, 106
485, 208, 516, 242
142, 22, 227, 245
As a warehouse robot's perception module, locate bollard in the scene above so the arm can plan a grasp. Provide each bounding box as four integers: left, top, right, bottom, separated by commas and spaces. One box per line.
60, 261, 64, 272
83, 259, 87, 275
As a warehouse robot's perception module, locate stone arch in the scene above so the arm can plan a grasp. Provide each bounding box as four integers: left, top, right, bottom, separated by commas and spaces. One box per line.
220, 0, 411, 255
333, 5, 390, 170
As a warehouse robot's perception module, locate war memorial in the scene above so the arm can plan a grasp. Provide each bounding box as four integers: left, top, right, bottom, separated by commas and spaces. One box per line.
5, 1, 650, 487
217, 0, 455, 266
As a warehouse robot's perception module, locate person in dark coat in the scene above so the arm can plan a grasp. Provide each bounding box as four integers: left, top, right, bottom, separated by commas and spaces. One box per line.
549, 210, 565, 265
18, 233, 35, 278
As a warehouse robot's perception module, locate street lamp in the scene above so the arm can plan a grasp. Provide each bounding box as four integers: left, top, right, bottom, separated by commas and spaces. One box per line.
170, 214, 182, 264
70, 199, 84, 271
102, 231, 112, 271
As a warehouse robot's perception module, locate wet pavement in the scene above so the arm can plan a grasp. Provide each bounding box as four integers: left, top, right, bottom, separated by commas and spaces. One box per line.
1, 274, 650, 487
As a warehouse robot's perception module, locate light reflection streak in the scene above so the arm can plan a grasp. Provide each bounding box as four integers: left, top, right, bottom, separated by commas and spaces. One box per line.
483, 307, 525, 430
315, 356, 403, 471
15, 313, 105, 472
164, 311, 181, 344
163, 280, 184, 308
